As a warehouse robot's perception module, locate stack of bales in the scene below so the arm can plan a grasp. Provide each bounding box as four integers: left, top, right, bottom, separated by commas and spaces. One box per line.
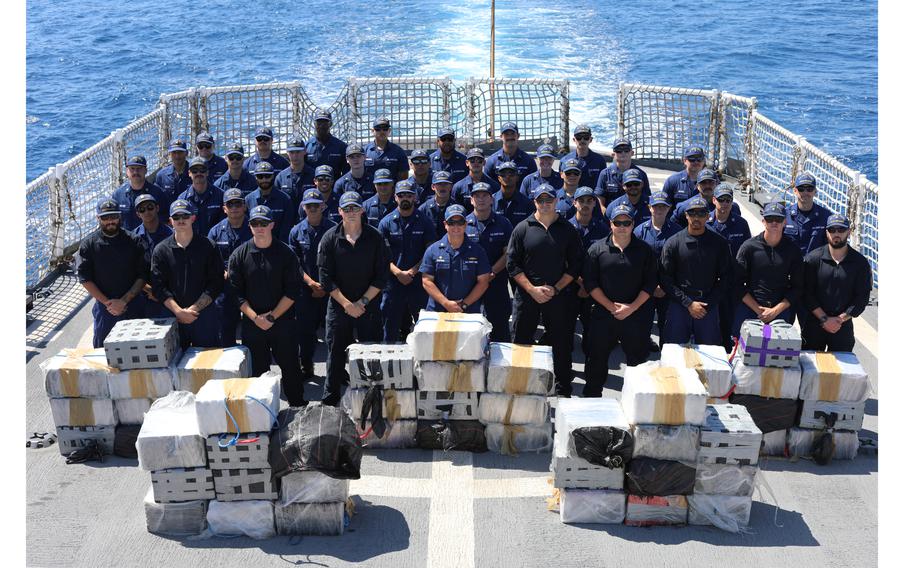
173, 346, 252, 394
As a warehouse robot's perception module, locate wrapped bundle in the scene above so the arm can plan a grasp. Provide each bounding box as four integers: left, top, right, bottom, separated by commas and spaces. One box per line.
625, 458, 696, 496
206, 499, 275, 539
212, 468, 277, 501
478, 393, 549, 425
727, 394, 798, 434
114, 424, 141, 458
761, 429, 788, 456
552, 432, 622, 489
343, 387, 417, 420
50, 397, 117, 428
787, 428, 859, 460
416, 420, 487, 452
150, 467, 215, 502
486, 422, 552, 455
554, 398, 632, 468
107, 367, 174, 400
195, 374, 280, 436
632, 425, 700, 463
114, 398, 153, 425
694, 464, 758, 496
698, 404, 762, 466
279, 471, 349, 505
56, 425, 115, 456
559, 489, 626, 524
415, 360, 485, 392
104, 317, 179, 370
136, 391, 207, 471
688, 495, 752, 532
738, 319, 801, 368
660, 344, 732, 397
731, 355, 801, 399
798, 351, 871, 402
416, 391, 480, 420
625, 495, 688, 526
347, 344, 414, 389
42, 348, 114, 398
206, 433, 270, 469
486, 343, 554, 395
274, 502, 345, 536
621, 363, 707, 426
406, 310, 492, 361
269, 405, 362, 480
799, 400, 864, 431
144, 487, 208, 536
174, 346, 251, 394
356, 420, 417, 449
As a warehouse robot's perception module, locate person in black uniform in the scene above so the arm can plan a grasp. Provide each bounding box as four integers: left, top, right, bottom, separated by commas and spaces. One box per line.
582, 203, 658, 396
802, 214, 873, 351
507, 184, 584, 397
317, 191, 390, 406
227, 205, 307, 406
77, 199, 148, 347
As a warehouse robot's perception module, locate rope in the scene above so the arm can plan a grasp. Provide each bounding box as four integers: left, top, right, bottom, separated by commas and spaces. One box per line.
218, 396, 279, 448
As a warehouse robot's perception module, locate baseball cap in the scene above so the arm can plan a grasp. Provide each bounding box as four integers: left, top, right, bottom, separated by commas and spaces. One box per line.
574, 124, 592, 136
249, 205, 273, 222
649, 191, 672, 207
255, 127, 274, 140
169, 199, 194, 217
612, 138, 633, 151
195, 132, 214, 145
761, 202, 787, 219
826, 214, 849, 229
685, 197, 709, 212
314, 109, 332, 122
470, 182, 493, 195
465, 148, 484, 159
253, 162, 275, 176
374, 169, 394, 184
533, 184, 557, 199
222, 188, 244, 204
684, 145, 705, 159
314, 165, 334, 179
697, 169, 717, 184
225, 143, 244, 157
301, 188, 324, 205
444, 205, 467, 222
410, 149, 429, 163
496, 161, 518, 174
437, 127, 455, 138
287, 137, 307, 151
500, 122, 519, 135
373, 117, 391, 128
562, 158, 581, 173
167, 139, 188, 153
610, 204, 635, 221
573, 187, 596, 200
97, 199, 120, 216
714, 183, 735, 198
622, 169, 644, 185
126, 155, 148, 168
339, 191, 363, 209
188, 156, 208, 170
432, 170, 453, 184
345, 143, 364, 156
794, 172, 817, 188
395, 180, 417, 195
134, 194, 156, 209
536, 144, 556, 159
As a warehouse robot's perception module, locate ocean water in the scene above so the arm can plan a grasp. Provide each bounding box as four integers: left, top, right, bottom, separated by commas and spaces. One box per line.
26, 0, 877, 182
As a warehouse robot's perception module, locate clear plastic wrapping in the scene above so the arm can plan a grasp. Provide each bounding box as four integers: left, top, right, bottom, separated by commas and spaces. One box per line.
486, 343, 554, 395
114, 398, 152, 425
698, 404, 762, 465
416, 420, 487, 452
114, 424, 141, 458
274, 502, 345, 536
42, 348, 114, 398
356, 419, 417, 449
731, 354, 802, 399
269, 405, 362, 480
760, 429, 788, 456
555, 398, 631, 461
174, 346, 252, 394
727, 394, 798, 434
621, 362, 707, 426
632, 424, 700, 462
624, 495, 688, 526
478, 393, 549, 425
625, 458, 696, 496
416, 391, 480, 420
551, 434, 624, 489
559, 489, 626, 524
738, 319, 801, 368
195, 373, 280, 436
694, 464, 757, 496
406, 310, 492, 361
343, 387, 418, 420
787, 428, 859, 460
150, 466, 215, 502
279, 471, 350, 505
660, 343, 733, 397
144, 487, 207, 536
107, 367, 174, 400
136, 391, 207, 471
206, 433, 270, 469
798, 351, 871, 402
49, 397, 117, 428
798, 400, 864, 431
347, 344, 415, 389
415, 360, 486, 392
56, 425, 115, 456
486, 422, 553, 455
211, 467, 277, 501
688, 495, 753, 532
206, 499, 275, 539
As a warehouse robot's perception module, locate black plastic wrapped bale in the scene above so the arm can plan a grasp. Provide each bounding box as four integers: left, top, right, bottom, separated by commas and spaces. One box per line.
571, 426, 633, 469
114, 424, 141, 459
728, 393, 799, 434
269, 405, 363, 480
625, 458, 696, 496
416, 420, 487, 452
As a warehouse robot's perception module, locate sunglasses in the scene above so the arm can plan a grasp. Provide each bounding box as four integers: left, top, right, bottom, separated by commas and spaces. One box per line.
468, 157, 484, 163
255, 137, 271, 142
686, 210, 709, 218
342, 206, 361, 213
687, 156, 705, 162
624, 182, 643, 188
304, 203, 323, 209
564, 170, 581, 176
764, 217, 785, 224
446, 219, 466, 226
826, 227, 848, 234
715, 196, 733, 203
190, 168, 207, 174
227, 154, 243, 161
797, 186, 815, 193
411, 160, 429, 165
575, 135, 592, 141
498, 172, 517, 177
438, 136, 455, 142
374, 126, 390, 131
535, 197, 555, 204
316, 176, 333, 181
171, 214, 191, 221
196, 143, 213, 149
255, 174, 274, 179
611, 219, 633, 227
614, 147, 632, 154
226, 201, 245, 208
250, 220, 271, 228
136, 204, 156, 213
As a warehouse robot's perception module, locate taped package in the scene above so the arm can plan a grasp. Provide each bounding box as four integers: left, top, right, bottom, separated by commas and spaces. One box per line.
356, 419, 417, 449
552, 432, 623, 489
486, 343, 554, 395
621, 362, 707, 426
144, 487, 208, 536
114, 424, 141, 458
206, 433, 270, 469
761, 429, 788, 456
416, 391, 480, 420
150, 466, 215, 502
415, 360, 486, 392
688, 495, 752, 532
632, 425, 700, 463
555, 398, 632, 468
212, 467, 278, 501
559, 489, 626, 524
195, 374, 280, 436
406, 310, 492, 361
114, 398, 152, 425
731, 354, 802, 399
279, 471, 350, 505
104, 317, 179, 370
275, 502, 345, 536
798, 351, 871, 402
799, 400, 864, 431
694, 464, 758, 496
486, 422, 553, 455
738, 319, 801, 368
56, 425, 115, 456
207, 499, 275, 539
269, 405, 362, 480
49, 397, 117, 428
416, 420, 487, 452
343, 387, 417, 420
698, 404, 762, 465
136, 391, 207, 471
42, 348, 114, 398
625, 458, 696, 496
625, 495, 688, 526
347, 343, 414, 389
787, 428, 859, 460
174, 346, 252, 394
108, 367, 174, 400
660, 343, 733, 397
478, 393, 549, 425
727, 393, 798, 434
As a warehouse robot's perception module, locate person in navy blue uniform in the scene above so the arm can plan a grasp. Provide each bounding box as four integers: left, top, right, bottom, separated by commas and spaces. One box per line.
672, 170, 742, 226
334, 143, 375, 202
243, 127, 290, 173
567, 186, 610, 351
492, 161, 535, 229
662, 145, 708, 205
453, 147, 500, 209
483, 122, 537, 184
215, 143, 258, 196
407, 149, 434, 201
429, 127, 468, 184
364, 169, 398, 228
802, 214, 873, 351
305, 109, 348, 179
562, 124, 607, 189
784, 172, 833, 255
177, 156, 225, 236
195, 132, 227, 185
155, 139, 192, 204
595, 138, 651, 211
228, 205, 306, 406
421, 205, 491, 313
289, 189, 336, 377
378, 181, 437, 341
312, 165, 341, 225
465, 182, 513, 342
207, 189, 252, 347
605, 169, 652, 226
365, 117, 410, 181
132, 193, 173, 319
418, 170, 457, 239
507, 185, 585, 397
245, 162, 294, 243
660, 197, 733, 346
111, 155, 169, 231
519, 144, 563, 198
151, 200, 224, 349
317, 192, 389, 406
555, 160, 605, 221
276, 136, 316, 215
78, 199, 148, 347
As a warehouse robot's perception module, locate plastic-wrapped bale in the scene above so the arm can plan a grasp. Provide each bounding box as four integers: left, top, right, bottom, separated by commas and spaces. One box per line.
144, 487, 207, 536
206, 433, 270, 469
269, 405, 362, 480
114, 398, 153, 425
212, 468, 277, 501
347, 344, 414, 389
173, 346, 252, 393
625, 495, 688, 526
42, 348, 114, 398
486, 422, 552, 455
136, 391, 207, 471
660, 344, 732, 397
798, 351, 871, 402
620, 362, 707, 426
103, 317, 179, 370
416, 420, 487, 452
698, 404, 762, 466
56, 425, 115, 456
50, 397, 117, 428
343, 387, 417, 420
731, 354, 802, 399
738, 319, 801, 368
727, 394, 798, 434
552, 432, 623, 489
760, 429, 788, 456
150, 466, 215, 502
559, 489, 626, 524
799, 400, 864, 431
694, 464, 757, 496
114, 424, 141, 458
632, 425, 700, 463
406, 310, 492, 361
688, 495, 752, 532
107, 366, 174, 400
625, 458, 696, 496
486, 343, 554, 395
555, 398, 633, 468
356, 420, 417, 449
787, 428, 859, 460
478, 393, 549, 425
274, 501, 346, 536
195, 374, 280, 436
416, 391, 480, 420
415, 360, 486, 392
279, 471, 349, 505
207, 499, 275, 539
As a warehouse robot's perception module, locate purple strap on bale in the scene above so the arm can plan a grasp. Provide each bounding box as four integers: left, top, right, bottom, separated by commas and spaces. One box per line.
739, 324, 798, 365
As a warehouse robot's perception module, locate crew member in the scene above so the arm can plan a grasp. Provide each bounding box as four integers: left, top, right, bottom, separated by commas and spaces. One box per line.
245, 162, 294, 243
418, 170, 457, 239
662, 145, 707, 205
312, 165, 341, 225
407, 149, 434, 201
562, 124, 607, 189
706, 183, 751, 350
605, 169, 651, 226
452, 148, 499, 209
429, 127, 468, 184
334, 143, 375, 201
195, 132, 227, 184
364, 169, 398, 228
132, 193, 173, 318
484, 122, 537, 184
214, 143, 258, 196
111, 155, 168, 231
595, 138, 650, 209
784, 172, 833, 255
493, 161, 535, 229
178, 156, 225, 236
673, 170, 740, 226
207, 189, 252, 346
276, 136, 316, 214
365, 117, 409, 181
155, 139, 192, 203
421, 205, 491, 312
305, 109, 348, 178
557, 160, 606, 221
243, 127, 290, 172
568, 187, 610, 350
519, 144, 563, 198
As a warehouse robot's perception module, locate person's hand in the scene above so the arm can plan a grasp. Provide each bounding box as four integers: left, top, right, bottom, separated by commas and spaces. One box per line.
344, 301, 366, 318
529, 285, 553, 304
822, 318, 842, 334
577, 287, 589, 298
144, 288, 157, 301
688, 301, 708, 319
396, 270, 414, 286
308, 281, 326, 298
253, 313, 273, 330
106, 298, 127, 316
612, 303, 634, 321
443, 299, 463, 313
175, 308, 198, 325
653, 286, 665, 299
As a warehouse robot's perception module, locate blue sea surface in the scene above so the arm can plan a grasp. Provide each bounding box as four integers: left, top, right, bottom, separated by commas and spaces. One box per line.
26, 0, 878, 182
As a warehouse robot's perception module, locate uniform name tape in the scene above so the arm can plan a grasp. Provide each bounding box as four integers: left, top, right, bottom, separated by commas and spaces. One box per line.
384, 389, 401, 422
58, 348, 117, 397
649, 367, 687, 424
432, 313, 464, 360
505, 344, 535, 394
815, 352, 843, 401
682, 347, 710, 391
222, 378, 252, 434
759, 367, 784, 398
188, 349, 225, 393
68, 398, 96, 426
446, 362, 475, 392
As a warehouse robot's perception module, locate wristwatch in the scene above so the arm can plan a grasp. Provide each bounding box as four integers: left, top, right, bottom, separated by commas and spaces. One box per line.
265, 313, 276, 323
359, 296, 370, 307
459, 301, 468, 311
818, 315, 828, 324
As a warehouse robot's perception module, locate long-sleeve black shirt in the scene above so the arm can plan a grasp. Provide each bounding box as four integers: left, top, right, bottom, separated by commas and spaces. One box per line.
227, 239, 302, 319
507, 214, 584, 286
583, 235, 658, 306
660, 228, 733, 308
803, 244, 872, 317
76, 229, 147, 299
735, 233, 804, 307
317, 222, 389, 302
151, 235, 224, 308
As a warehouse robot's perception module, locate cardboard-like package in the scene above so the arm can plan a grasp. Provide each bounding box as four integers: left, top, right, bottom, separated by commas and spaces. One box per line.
150, 466, 215, 502
688, 495, 752, 532
195, 374, 281, 436
478, 393, 549, 425
798, 400, 864, 431
103, 317, 179, 370
144, 486, 208, 536
347, 344, 414, 389
279, 471, 350, 505
356, 419, 417, 449
206, 499, 275, 539
42, 348, 114, 398
660, 344, 732, 397
698, 404, 762, 466
406, 310, 492, 361
343, 387, 418, 420
798, 351, 871, 402
55, 425, 115, 456
621, 362, 707, 426
114, 398, 153, 425
212, 467, 278, 501
486, 422, 553, 455
625, 495, 688, 526
632, 425, 700, 463
486, 343, 555, 395
694, 464, 758, 496
551, 432, 623, 489
559, 489, 626, 524
416, 391, 480, 421
136, 391, 207, 471
206, 433, 270, 469
760, 429, 788, 456
107, 366, 175, 400
415, 360, 486, 392
554, 398, 631, 462
174, 346, 252, 394
738, 319, 801, 368
731, 354, 802, 399
274, 502, 345, 536
49, 397, 117, 428
786, 428, 859, 460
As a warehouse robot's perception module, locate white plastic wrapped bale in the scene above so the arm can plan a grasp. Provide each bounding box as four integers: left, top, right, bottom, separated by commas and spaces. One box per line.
174, 346, 252, 394
620, 362, 707, 426
478, 393, 549, 425
136, 391, 207, 471
624, 495, 688, 526
760, 429, 788, 456
103, 317, 179, 370
206, 433, 270, 469
279, 471, 349, 505
698, 404, 762, 466
144, 487, 208, 536
275, 502, 346, 536
486, 343, 554, 395
207, 499, 276, 539
416, 391, 480, 420
799, 400, 864, 431
632, 425, 700, 463
688, 495, 753, 532
694, 464, 758, 496
551, 432, 622, 489
486, 422, 552, 455
150, 467, 215, 502
56, 425, 115, 456
195, 374, 280, 436
49, 398, 118, 428
798, 351, 871, 402
114, 398, 153, 425
343, 387, 418, 420
406, 310, 492, 361
787, 428, 859, 460
559, 489, 626, 524
347, 344, 414, 389
107, 366, 174, 400
555, 398, 632, 466
415, 360, 486, 392
212, 468, 278, 501
42, 348, 113, 398
738, 319, 801, 368
731, 354, 801, 399
356, 419, 417, 449
660, 344, 732, 397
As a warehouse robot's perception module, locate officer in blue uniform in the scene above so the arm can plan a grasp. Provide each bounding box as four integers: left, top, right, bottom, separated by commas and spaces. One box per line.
492, 161, 535, 229
594, 138, 651, 210
561, 124, 608, 188
195, 132, 227, 184
155, 139, 192, 203
465, 182, 514, 342
214, 143, 258, 196
452, 148, 500, 209
421, 205, 492, 313
662, 145, 708, 205
289, 189, 336, 377
111, 155, 169, 231
276, 136, 316, 215
312, 165, 341, 225
519, 144, 563, 198
784, 172, 833, 255
364, 169, 398, 228
132, 193, 173, 319
556, 159, 604, 222
305, 109, 348, 178
207, 189, 252, 346
418, 170, 458, 239
365, 117, 410, 181
605, 169, 652, 226
334, 143, 375, 201
177, 156, 225, 236
672, 170, 742, 226
407, 149, 434, 201
78, 199, 148, 347
378, 181, 437, 341
567, 186, 610, 351
483, 122, 537, 184
245, 162, 294, 243
429, 127, 468, 184
243, 127, 290, 173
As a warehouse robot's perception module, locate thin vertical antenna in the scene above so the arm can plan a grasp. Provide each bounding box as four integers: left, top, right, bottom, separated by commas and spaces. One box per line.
489, 0, 496, 142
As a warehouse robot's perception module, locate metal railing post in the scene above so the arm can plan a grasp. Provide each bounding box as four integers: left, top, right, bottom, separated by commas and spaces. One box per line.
560, 80, 570, 153
616, 83, 627, 138
157, 98, 170, 165
465, 78, 476, 148
848, 172, 865, 249
197, 87, 210, 134
111, 128, 125, 188
50, 164, 67, 264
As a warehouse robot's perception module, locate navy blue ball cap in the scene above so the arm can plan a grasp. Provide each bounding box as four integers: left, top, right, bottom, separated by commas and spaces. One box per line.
714, 183, 735, 198
134, 193, 156, 208
761, 201, 787, 219
373, 117, 391, 128
255, 127, 274, 139
432, 170, 453, 184
444, 204, 467, 222
126, 155, 147, 168
826, 214, 849, 229
225, 143, 244, 157
314, 165, 334, 179
536, 144, 556, 159
339, 191, 363, 209
697, 169, 716, 183
533, 184, 557, 200
314, 109, 332, 122
169, 199, 194, 217
622, 169, 644, 185
249, 205, 273, 222
345, 143, 364, 156
562, 158, 581, 173
167, 139, 188, 153
287, 137, 307, 151
222, 188, 244, 204
395, 180, 417, 195
794, 172, 817, 188
574, 124, 592, 135
610, 203, 635, 221
470, 182, 493, 195
684, 145, 705, 159
465, 147, 484, 159
500, 121, 519, 135
437, 127, 455, 138
496, 161, 518, 174
374, 169, 394, 184
685, 197, 709, 212
612, 137, 633, 151
253, 162, 275, 176
301, 188, 324, 205
97, 198, 120, 216
573, 187, 596, 200
195, 132, 214, 145
188, 156, 208, 170
649, 191, 672, 207
409, 149, 429, 162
